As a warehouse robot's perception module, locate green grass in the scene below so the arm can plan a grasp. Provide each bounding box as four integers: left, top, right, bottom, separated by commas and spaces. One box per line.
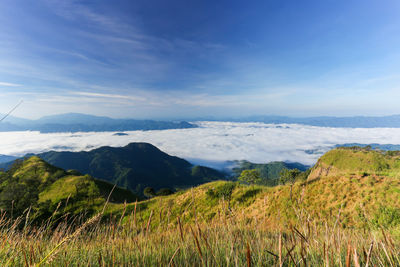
0, 157, 139, 221
0, 174, 398, 266
39, 175, 96, 204
0, 147, 399, 265
0, 191, 398, 266
310, 147, 400, 178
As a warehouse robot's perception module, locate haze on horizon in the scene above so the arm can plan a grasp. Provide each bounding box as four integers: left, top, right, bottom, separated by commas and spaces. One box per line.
0, 0, 399, 119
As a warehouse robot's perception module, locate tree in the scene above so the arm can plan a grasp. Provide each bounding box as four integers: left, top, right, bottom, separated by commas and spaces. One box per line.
238, 169, 262, 185
143, 187, 156, 198
279, 168, 301, 200
0, 178, 39, 218
157, 188, 174, 196
206, 182, 236, 210
75, 180, 88, 200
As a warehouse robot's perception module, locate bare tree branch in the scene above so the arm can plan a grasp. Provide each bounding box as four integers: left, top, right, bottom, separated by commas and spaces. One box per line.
0, 100, 23, 123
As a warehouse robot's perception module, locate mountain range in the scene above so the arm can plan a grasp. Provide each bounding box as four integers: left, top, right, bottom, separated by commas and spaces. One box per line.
7, 143, 226, 196
0, 113, 196, 133
6, 113, 400, 133
0, 142, 314, 195
191, 114, 400, 128
0, 154, 17, 164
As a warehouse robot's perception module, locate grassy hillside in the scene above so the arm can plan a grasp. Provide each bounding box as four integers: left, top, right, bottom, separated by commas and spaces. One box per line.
308, 146, 400, 181
3, 147, 399, 229
0, 147, 399, 266
0, 156, 138, 222
108, 176, 400, 231
2, 176, 399, 265
96, 147, 400, 230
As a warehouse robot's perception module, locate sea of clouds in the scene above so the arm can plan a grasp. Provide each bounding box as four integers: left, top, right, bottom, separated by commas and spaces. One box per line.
2, 121, 400, 168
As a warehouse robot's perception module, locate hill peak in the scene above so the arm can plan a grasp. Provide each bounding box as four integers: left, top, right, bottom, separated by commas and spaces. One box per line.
25, 155, 44, 163
308, 147, 399, 181
123, 142, 165, 154
34, 142, 225, 195
9, 156, 66, 182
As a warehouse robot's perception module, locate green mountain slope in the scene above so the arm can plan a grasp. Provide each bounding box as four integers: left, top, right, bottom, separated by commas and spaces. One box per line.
105, 147, 400, 229
232, 160, 309, 185
35, 143, 226, 195
0, 157, 138, 222
0, 146, 398, 231
308, 146, 400, 181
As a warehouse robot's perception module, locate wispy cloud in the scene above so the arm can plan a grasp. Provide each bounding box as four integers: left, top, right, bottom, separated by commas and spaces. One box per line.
1, 0, 399, 118
71, 92, 147, 102
43, 0, 225, 55
41, 0, 136, 34
0, 82, 21, 87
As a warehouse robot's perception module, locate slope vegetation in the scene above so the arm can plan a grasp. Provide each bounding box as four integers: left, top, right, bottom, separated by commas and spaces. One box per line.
108, 147, 400, 229
0, 157, 138, 222
308, 146, 400, 180
1, 147, 399, 230
36, 143, 225, 195
232, 160, 309, 185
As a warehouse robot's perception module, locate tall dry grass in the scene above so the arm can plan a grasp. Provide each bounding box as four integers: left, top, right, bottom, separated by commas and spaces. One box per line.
0, 204, 398, 267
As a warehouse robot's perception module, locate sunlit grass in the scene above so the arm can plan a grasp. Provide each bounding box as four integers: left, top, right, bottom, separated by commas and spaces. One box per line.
0, 182, 399, 266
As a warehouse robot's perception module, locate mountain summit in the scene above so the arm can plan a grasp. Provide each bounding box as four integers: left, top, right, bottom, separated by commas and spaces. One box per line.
34, 142, 225, 195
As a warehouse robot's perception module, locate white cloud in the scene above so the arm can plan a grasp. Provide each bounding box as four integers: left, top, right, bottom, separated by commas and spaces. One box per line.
0, 82, 21, 87
71, 92, 147, 102
2, 122, 400, 168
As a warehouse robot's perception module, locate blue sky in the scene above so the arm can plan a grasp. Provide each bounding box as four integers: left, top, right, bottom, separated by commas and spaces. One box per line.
0, 0, 399, 119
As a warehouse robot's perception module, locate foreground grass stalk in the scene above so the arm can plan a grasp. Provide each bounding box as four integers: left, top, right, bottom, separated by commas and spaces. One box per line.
35, 213, 102, 266
0, 180, 398, 266
0, 216, 398, 266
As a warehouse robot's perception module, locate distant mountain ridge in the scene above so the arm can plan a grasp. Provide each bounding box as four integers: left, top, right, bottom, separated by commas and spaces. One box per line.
0, 155, 18, 164
0, 113, 197, 133
195, 114, 400, 128
4, 113, 400, 131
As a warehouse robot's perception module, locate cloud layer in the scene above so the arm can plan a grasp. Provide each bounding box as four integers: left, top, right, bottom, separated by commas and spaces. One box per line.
2, 121, 400, 168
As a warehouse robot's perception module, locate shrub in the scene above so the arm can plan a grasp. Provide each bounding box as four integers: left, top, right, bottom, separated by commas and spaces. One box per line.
67, 169, 82, 176
235, 188, 262, 204
372, 205, 400, 228
143, 187, 156, 198
157, 188, 174, 196
206, 182, 237, 201
238, 169, 262, 185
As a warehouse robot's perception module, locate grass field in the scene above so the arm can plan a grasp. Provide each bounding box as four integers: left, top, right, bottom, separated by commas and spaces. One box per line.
0, 181, 399, 266
1, 147, 400, 266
